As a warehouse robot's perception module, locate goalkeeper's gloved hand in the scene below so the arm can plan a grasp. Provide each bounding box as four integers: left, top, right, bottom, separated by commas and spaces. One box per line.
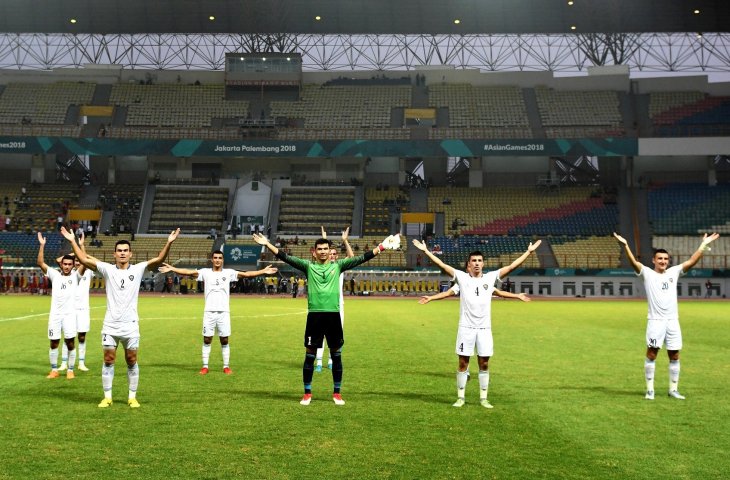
381, 234, 401, 250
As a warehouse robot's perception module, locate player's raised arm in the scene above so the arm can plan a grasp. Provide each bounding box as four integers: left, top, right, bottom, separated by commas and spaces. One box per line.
412, 238, 456, 278
76, 231, 88, 276
342, 227, 355, 258
614, 232, 642, 274
494, 289, 531, 302
237, 265, 278, 279
253, 233, 279, 255
148, 228, 181, 268
498, 240, 541, 279
60, 226, 97, 270
419, 286, 457, 304
36, 231, 50, 274
682, 233, 720, 273
158, 263, 199, 278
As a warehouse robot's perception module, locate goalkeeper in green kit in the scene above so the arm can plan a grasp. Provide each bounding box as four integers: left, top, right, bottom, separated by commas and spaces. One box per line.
253, 231, 400, 406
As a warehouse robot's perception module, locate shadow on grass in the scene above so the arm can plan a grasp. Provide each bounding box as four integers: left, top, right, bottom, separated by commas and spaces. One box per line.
553, 385, 640, 397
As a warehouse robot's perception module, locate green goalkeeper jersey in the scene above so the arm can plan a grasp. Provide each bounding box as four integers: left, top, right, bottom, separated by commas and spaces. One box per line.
276, 251, 374, 312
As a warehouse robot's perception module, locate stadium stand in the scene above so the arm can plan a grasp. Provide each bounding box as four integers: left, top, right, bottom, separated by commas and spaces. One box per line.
148, 185, 229, 234
363, 186, 408, 236
535, 87, 624, 138
647, 183, 730, 235
550, 236, 622, 269
0, 82, 95, 125
428, 84, 532, 137
277, 187, 355, 236
428, 186, 617, 237
269, 85, 411, 128
9, 183, 80, 234
650, 91, 730, 136
109, 84, 249, 128
99, 184, 144, 234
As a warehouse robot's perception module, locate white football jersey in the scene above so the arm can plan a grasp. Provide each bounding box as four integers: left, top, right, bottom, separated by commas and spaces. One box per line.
46, 268, 76, 316
452, 269, 500, 329
638, 264, 684, 320
74, 268, 94, 311
198, 268, 238, 312
95, 261, 148, 336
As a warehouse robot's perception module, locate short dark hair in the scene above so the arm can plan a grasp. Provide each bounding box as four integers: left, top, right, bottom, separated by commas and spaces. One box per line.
211, 250, 224, 257
464, 251, 484, 269
653, 248, 669, 257
61, 255, 75, 263
115, 239, 131, 251
314, 238, 331, 248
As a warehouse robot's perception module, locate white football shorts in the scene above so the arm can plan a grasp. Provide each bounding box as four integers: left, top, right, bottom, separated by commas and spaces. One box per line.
646, 317, 682, 351
48, 314, 77, 340
455, 326, 493, 357
75, 309, 91, 333
202, 311, 231, 338
101, 333, 140, 351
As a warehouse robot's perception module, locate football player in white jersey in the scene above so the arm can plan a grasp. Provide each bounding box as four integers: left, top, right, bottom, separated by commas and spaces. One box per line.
413, 238, 541, 408
56, 232, 94, 373
158, 251, 277, 375
614, 232, 719, 400
60, 226, 180, 408
315, 226, 353, 372
37, 232, 78, 380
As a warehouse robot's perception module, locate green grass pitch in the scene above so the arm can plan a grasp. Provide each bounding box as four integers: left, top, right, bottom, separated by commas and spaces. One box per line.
0, 294, 729, 479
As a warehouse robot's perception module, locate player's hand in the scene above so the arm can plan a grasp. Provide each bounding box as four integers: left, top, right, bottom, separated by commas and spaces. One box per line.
168, 228, 181, 243
527, 239, 542, 252
613, 232, 627, 245
341, 226, 349, 242
517, 293, 531, 302
37, 231, 46, 245
252, 233, 268, 245
699, 232, 720, 251
158, 263, 172, 273
320, 226, 327, 239
418, 296, 431, 304
59, 226, 75, 242
381, 234, 401, 250
78, 231, 85, 246
411, 238, 428, 252
262, 265, 278, 274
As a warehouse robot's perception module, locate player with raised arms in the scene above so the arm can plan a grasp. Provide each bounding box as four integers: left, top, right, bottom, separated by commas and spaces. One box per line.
158, 251, 278, 375
56, 231, 94, 373
614, 231, 719, 400
37, 232, 77, 380
315, 226, 354, 372
253, 231, 399, 405
413, 238, 540, 408
60, 226, 180, 408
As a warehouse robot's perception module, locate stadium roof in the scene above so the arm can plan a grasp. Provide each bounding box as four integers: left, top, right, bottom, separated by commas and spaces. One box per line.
1, 0, 728, 35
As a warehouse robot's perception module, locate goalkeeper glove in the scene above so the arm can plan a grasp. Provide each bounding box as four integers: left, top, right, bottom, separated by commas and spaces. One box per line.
699, 238, 713, 252
381, 234, 401, 250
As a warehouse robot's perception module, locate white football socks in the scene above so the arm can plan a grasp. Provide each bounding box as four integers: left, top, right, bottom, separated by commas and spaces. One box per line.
221, 344, 230, 368
669, 360, 680, 392
478, 370, 490, 400
644, 358, 655, 393
127, 363, 139, 399
202, 343, 211, 368
456, 370, 468, 399
49, 347, 59, 369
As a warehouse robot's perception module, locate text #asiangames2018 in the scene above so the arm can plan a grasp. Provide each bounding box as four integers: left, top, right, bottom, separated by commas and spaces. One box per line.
483, 143, 545, 151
